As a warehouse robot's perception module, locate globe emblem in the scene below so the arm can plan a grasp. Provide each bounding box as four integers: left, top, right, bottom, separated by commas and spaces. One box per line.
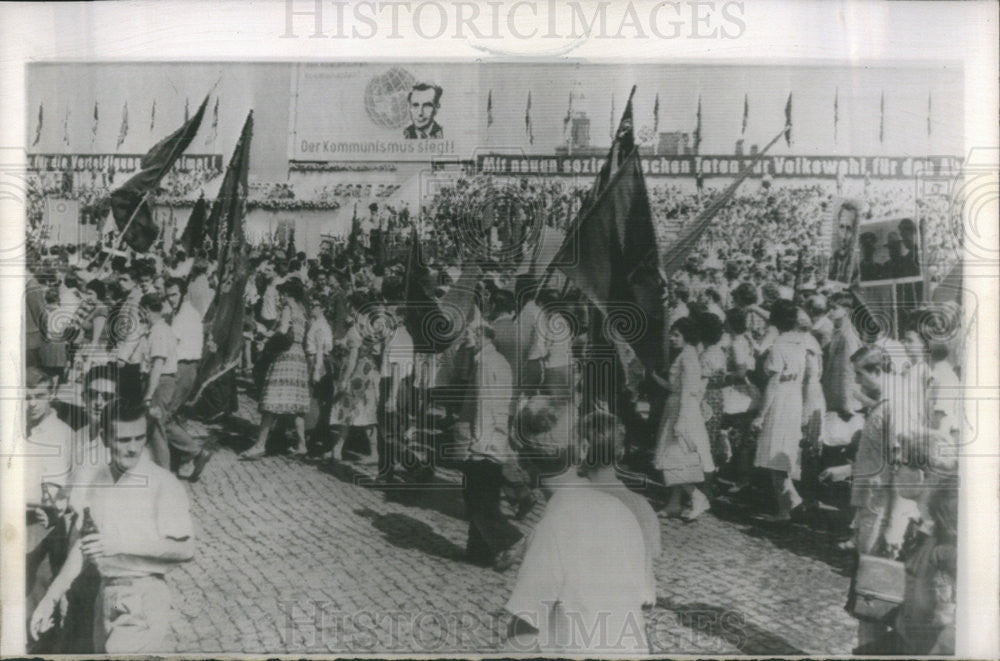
364, 67, 416, 129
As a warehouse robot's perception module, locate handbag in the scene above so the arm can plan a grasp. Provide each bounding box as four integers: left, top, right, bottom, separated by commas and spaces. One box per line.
263, 330, 293, 356
722, 382, 761, 415
850, 554, 906, 623
660, 432, 705, 486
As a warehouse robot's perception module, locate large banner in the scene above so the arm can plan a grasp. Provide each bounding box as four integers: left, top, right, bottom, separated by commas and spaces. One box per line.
28, 153, 222, 173
476, 153, 963, 179
290, 63, 479, 162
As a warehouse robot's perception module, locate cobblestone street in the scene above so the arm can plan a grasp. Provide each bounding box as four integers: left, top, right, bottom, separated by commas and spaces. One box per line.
163, 393, 858, 655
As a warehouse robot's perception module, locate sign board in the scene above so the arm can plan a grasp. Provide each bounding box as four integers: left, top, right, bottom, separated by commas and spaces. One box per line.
42, 197, 80, 246
290, 63, 479, 162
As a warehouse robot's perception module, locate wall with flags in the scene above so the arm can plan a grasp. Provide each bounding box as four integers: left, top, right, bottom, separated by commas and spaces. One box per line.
30, 61, 962, 176
27, 62, 291, 181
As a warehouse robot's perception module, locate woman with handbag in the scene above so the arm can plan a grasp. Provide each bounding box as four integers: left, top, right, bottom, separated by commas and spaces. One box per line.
698, 311, 730, 467
240, 278, 310, 459
653, 317, 715, 522
719, 307, 761, 495
751, 299, 807, 522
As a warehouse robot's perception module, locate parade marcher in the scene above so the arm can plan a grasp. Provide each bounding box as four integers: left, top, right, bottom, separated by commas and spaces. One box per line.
140, 293, 204, 471
330, 292, 381, 464
653, 317, 714, 522
164, 278, 213, 481
752, 299, 807, 522
30, 400, 194, 653
377, 301, 414, 480
243, 278, 311, 459
107, 265, 145, 403
25, 367, 76, 652
698, 311, 730, 466
505, 397, 649, 655
582, 410, 661, 608
457, 316, 524, 571
822, 292, 863, 416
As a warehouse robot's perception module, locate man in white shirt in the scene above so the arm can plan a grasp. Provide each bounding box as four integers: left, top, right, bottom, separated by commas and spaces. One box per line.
30, 400, 194, 653
458, 317, 524, 571
141, 294, 205, 476
165, 279, 212, 482
378, 307, 414, 480
108, 267, 145, 400
25, 367, 76, 648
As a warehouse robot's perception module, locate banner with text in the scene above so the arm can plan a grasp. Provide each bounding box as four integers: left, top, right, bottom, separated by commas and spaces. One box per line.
476, 153, 962, 179
28, 153, 223, 173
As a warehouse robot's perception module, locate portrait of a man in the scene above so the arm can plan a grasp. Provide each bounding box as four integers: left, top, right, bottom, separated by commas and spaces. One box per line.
404, 83, 443, 139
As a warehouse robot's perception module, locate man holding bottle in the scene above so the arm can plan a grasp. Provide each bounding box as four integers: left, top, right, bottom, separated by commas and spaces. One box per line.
29, 399, 194, 653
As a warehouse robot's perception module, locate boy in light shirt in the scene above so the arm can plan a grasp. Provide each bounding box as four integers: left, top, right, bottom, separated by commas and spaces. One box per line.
505, 397, 650, 656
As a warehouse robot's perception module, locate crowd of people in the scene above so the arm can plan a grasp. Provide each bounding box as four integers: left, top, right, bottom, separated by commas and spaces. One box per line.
23, 170, 963, 654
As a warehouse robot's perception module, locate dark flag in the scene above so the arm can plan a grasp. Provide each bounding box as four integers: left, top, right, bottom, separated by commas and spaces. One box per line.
205, 98, 219, 146
32, 103, 43, 147
693, 96, 702, 154
610, 93, 616, 139
784, 93, 793, 146
109, 95, 208, 252
834, 88, 839, 143
62, 108, 70, 147
116, 102, 129, 150
553, 86, 665, 373
487, 90, 494, 128
179, 193, 209, 255
879, 91, 885, 143
741, 94, 748, 136
184, 97, 190, 123
525, 92, 534, 145
91, 102, 99, 146
191, 111, 254, 416
927, 91, 932, 137
403, 228, 447, 353
150, 100, 156, 133
348, 203, 361, 249
563, 91, 573, 136
653, 93, 660, 134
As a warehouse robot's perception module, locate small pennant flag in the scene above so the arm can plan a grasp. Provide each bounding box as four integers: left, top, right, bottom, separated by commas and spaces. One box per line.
525, 92, 533, 145
741, 94, 748, 136
653, 93, 660, 135
32, 103, 43, 147
205, 98, 219, 146
62, 108, 70, 147
610, 93, 616, 139
150, 100, 156, 133
834, 88, 839, 143
487, 90, 493, 128
879, 91, 885, 144
693, 96, 702, 153
91, 102, 99, 145
116, 101, 129, 150
927, 91, 932, 137
563, 91, 572, 135
783, 93, 793, 146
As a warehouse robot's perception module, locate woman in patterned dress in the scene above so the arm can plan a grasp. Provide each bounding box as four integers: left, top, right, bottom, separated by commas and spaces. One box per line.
241, 278, 310, 459
752, 299, 807, 521
698, 311, 730, 466
653, 317, 715, 521
328, 292, 381, 463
